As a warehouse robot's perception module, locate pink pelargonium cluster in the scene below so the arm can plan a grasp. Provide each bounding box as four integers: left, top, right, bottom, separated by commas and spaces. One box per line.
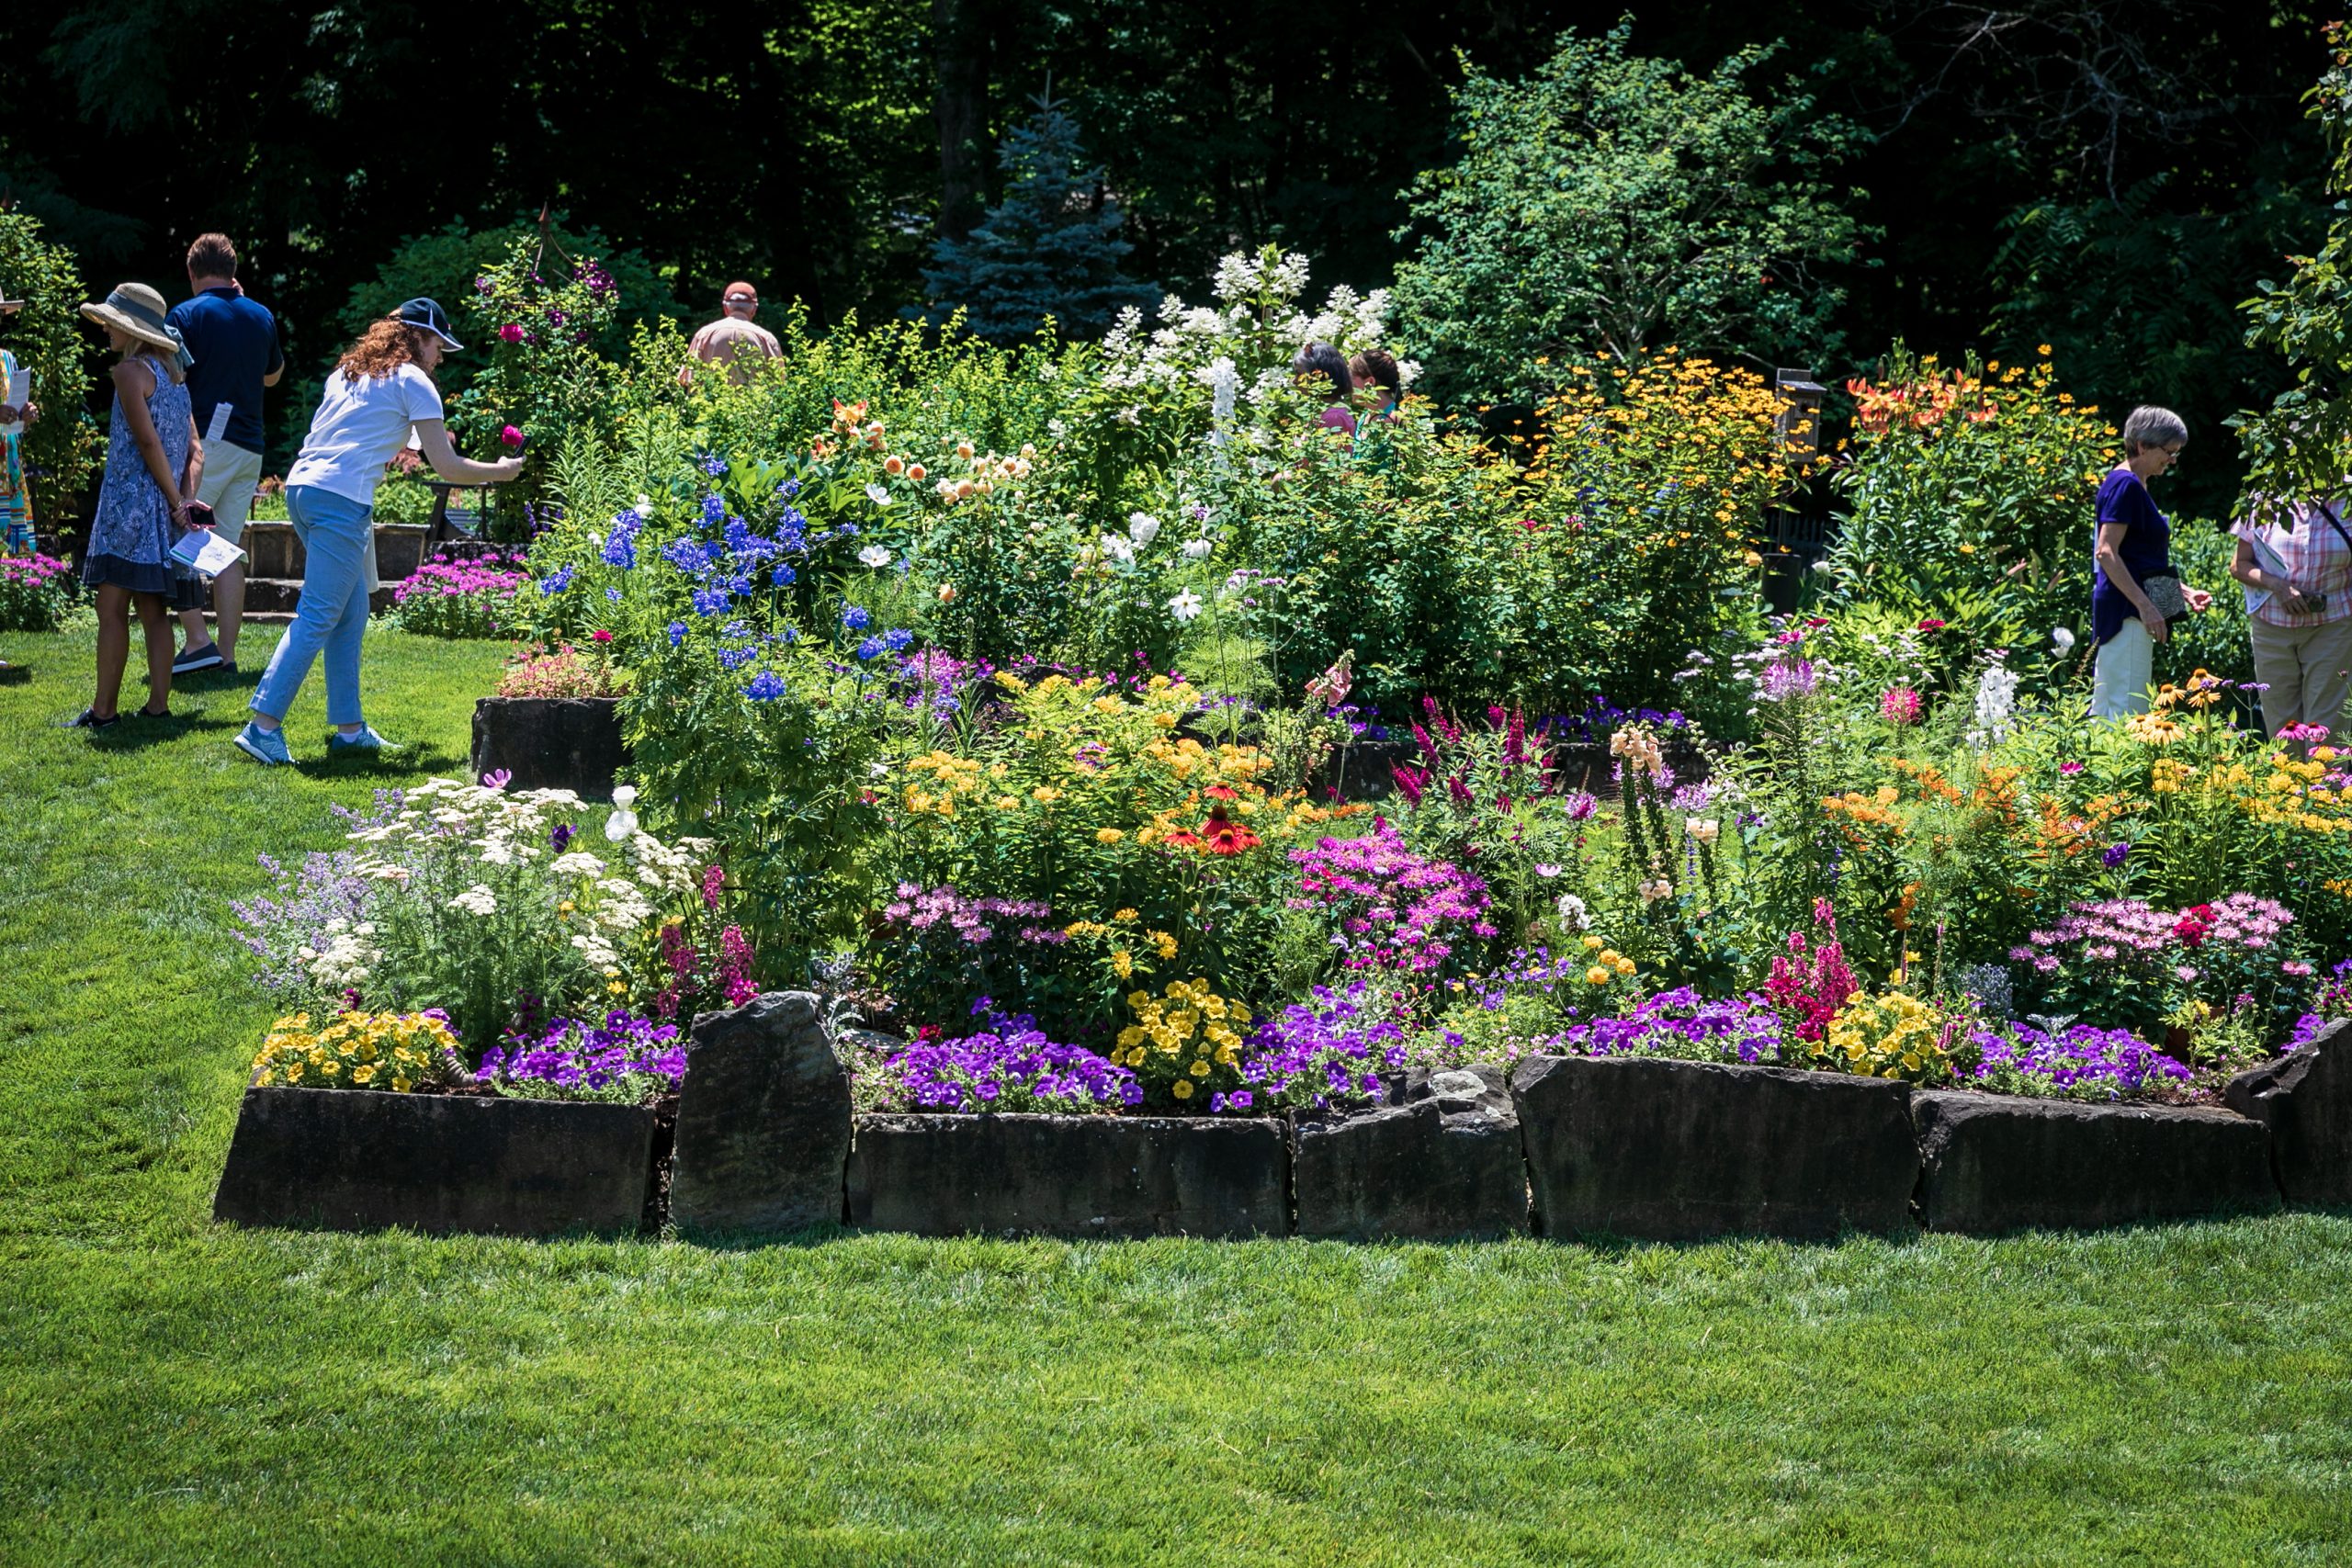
2008, 895, 2294, 973
1288, 820, 1497, 974
1761, 898, 1857, 1042
390, 558, 528, 604
0, 550, 73, 584
879, 884, 1065, 947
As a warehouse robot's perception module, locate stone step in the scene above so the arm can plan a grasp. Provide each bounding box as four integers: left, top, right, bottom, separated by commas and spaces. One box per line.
240, 577, 396, 616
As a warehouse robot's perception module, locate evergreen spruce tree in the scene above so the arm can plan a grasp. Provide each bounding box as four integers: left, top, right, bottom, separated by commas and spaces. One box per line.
925, 92, 1154, 341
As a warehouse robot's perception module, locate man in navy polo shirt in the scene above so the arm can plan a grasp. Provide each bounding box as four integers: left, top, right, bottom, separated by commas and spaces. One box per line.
168, 232, 283, 675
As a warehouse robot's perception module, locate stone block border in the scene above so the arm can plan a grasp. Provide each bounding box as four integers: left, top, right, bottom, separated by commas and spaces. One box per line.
846, 1113, 1287, 1238
217, 1008, 2349, 1243
469, 696, 627, 801
213, 1086, 653, 1237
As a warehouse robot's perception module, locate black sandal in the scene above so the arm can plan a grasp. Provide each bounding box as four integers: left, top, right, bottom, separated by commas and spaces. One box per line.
69, 708, 121, 730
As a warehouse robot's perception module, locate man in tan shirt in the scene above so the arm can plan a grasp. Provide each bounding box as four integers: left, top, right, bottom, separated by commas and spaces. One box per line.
678, 281, 783, 388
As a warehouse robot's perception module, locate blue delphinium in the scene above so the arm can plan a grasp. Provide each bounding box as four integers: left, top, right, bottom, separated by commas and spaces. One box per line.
691, 585, 730, 617
842, 603, 871, 632
884, 627, 915, 652
743, 669, 788, 701
537, 563, 574, 594
855, 636, 885, 660
666, 620, 688, 648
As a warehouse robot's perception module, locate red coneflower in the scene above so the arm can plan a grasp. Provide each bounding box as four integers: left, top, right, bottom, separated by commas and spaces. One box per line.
1200, 807, 1260, 856
1204, 784, 1238, 801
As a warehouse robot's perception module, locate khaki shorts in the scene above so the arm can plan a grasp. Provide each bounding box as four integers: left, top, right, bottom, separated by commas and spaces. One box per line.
196, 438, 266, 546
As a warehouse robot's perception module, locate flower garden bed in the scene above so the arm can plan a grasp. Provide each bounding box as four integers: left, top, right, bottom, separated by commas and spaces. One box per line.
204, 242, 2352, 1248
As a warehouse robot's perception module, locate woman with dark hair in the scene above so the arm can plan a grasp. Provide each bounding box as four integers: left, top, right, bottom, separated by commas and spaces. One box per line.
234, 298, 525, 765
1349, 348, 1401, 423
1291, 341, 1357, 434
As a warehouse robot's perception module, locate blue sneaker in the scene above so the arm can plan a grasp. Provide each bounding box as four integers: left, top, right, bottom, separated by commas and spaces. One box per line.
327, 725, 397, 753
233, 721, 292, 766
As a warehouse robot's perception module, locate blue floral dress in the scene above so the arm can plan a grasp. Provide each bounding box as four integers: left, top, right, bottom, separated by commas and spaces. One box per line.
82, 352, 201, 606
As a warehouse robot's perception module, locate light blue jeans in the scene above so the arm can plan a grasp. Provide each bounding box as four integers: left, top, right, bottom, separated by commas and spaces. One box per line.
253, 485, 374, 727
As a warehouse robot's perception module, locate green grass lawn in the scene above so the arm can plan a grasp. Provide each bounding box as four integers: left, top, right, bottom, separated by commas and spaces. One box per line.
2, 625, 2349, 1566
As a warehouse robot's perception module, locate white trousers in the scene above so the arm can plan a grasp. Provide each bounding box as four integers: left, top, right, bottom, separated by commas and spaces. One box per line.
2090, 616, 2154, 718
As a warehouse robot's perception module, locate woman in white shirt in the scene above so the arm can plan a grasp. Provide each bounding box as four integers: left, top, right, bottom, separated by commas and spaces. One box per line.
236, 299, 523, 766
2230, 493, 2352, 747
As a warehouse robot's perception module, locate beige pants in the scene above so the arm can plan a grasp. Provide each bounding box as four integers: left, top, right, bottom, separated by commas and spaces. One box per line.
2249, 616, 2352, 741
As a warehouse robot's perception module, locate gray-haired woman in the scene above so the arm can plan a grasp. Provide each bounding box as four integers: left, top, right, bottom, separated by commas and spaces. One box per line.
2090, 405, 2211, 717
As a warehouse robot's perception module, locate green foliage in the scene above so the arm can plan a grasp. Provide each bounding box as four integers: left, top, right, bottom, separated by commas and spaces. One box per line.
1392, 25, 1872, 411
334, 217, 682, 371
922, 93, 1154, 342
1991, 171, 2327, 516
1825, 345, 2117, 675
2237, 22, 2352, 517
0, 209, 101, 529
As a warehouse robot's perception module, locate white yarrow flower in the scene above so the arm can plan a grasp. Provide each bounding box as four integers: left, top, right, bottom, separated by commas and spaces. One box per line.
1168, 589, 1204, 622
1555, 893, 1591, 931
1126, 513, 1161, 546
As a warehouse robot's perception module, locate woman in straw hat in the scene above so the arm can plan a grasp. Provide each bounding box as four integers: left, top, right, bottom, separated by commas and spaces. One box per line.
233, 298, 523, 765
74, 281, 207, 729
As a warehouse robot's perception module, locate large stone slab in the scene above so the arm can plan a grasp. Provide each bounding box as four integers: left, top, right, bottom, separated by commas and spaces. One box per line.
1510, 1055, 1917, 1241
669, 992, 853, 1235
212, 1087, 652, 1236
1913, 1090, 2278, 1233
2227, 1021, 2352, 1206
1295, 1066, 1527, 1239
469, 696, 626, 801
846, 1114, 1286, 1238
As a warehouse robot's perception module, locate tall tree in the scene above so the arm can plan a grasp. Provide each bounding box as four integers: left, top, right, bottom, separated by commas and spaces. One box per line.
1391, 26, 1873, 407
922, 92, 1153, 339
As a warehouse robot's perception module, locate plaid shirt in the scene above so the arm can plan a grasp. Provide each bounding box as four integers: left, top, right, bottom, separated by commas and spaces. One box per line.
2235, 502, 2352, 627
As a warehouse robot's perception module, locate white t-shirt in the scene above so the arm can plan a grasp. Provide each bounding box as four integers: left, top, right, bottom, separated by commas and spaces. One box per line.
284, 363, 446, 505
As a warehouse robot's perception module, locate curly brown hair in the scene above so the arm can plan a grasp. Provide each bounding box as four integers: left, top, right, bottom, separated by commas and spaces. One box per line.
338, 318, 435, 385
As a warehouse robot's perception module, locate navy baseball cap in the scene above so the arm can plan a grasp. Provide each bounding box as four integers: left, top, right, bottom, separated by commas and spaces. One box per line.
396, 297, 463, 350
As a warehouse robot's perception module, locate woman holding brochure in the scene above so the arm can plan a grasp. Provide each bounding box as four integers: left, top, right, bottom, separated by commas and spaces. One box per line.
234, 299, 523, 766
73, 282, 207, 731
2231, 492, 2352, 747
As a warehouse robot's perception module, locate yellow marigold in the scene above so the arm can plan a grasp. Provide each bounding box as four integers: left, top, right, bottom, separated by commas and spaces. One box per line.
1032, 786, 1063, 804
1114, 908, 1139, 921
1586, 965, 1612, 985
1097, 829, 1125, 844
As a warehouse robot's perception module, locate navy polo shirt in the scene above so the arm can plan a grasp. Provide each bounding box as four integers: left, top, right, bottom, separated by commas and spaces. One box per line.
167, 287, 283, 456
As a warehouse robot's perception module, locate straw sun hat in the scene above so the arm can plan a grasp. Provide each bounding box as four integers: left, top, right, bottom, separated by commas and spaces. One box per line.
80, 283, 188, 363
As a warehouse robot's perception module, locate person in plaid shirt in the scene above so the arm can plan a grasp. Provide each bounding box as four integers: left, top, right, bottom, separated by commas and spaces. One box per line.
2232, 492, 2352, 745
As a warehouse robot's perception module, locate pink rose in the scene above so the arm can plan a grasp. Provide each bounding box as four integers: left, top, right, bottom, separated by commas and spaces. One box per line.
499, 323, 526, 344
500, 425, 525, 449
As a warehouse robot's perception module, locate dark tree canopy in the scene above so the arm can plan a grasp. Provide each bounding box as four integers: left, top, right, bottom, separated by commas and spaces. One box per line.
0, 0, 2334, 511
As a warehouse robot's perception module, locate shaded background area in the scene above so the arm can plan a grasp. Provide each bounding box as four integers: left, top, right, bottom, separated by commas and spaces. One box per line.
0, 0, 2334, 513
